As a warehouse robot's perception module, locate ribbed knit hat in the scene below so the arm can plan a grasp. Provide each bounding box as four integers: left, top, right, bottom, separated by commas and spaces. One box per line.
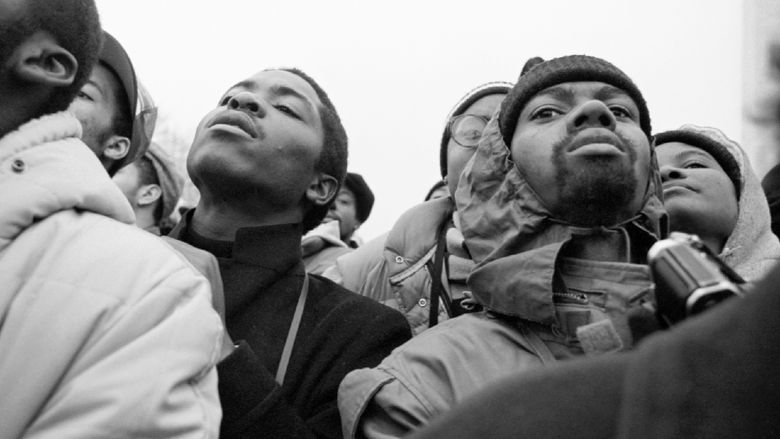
344, 172, 374, 223
498, 55, 652, 147
440, 82, 513, 178
145, 142, 184, 221
655, 125, 743, 199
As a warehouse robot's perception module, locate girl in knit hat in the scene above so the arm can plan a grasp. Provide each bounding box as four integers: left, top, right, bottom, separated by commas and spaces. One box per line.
656, 125, 780, 281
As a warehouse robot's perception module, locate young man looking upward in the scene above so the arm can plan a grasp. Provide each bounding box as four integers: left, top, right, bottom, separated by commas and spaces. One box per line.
170, 68, 411, 439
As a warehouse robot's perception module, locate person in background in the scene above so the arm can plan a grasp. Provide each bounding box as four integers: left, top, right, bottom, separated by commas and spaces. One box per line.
303, 172, 374, 274
67, 30, 156, 176
324, 81, 512, 334
113, 142, 184, 236
424, 179, 449, 201
0, 1, 223, 437
762, 161, 780, 238
338, 55, 666, 438
656, 125, 780, 281
168, 67, 411, 438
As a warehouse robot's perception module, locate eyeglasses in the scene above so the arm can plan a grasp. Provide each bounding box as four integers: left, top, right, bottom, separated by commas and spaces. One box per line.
449, 114, 490, 148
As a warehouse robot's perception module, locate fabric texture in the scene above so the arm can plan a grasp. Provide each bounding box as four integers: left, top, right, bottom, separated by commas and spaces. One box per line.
761, 161, 780, 238
169, 214, 411, 439
658, 124, 780, 281
409, 260, 780, 439
498, 55, 652, 146
324, 196, 457, 334
0, 112, 223, 438
302, 221, 353, 275
338, 56, 666, 438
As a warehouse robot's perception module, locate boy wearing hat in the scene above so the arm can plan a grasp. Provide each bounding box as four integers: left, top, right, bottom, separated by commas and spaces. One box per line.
67, 30, 156, 176
338, 55, 666, 438
656, 125, 780, 281
113, 142, 185, 235
303, 172, 375, 274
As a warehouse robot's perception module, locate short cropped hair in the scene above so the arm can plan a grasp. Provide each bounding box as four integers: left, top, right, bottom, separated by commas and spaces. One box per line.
20, 0, 102, 116
134, 155, 163, 222
278, 68, 349, 232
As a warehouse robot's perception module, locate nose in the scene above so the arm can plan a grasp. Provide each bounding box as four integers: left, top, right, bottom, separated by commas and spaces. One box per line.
567, 100, 616, 132
659, 164, 685, 182
227, 92, 266, 117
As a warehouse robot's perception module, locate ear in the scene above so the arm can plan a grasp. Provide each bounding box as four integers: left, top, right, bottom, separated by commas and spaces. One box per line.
136, 184, 162, 207
102, 135, 131, 161
305, 173, 339, 207
13, 31, 78, 88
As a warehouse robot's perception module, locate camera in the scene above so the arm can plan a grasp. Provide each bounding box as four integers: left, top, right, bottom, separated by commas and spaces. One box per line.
648, 232, 746, 326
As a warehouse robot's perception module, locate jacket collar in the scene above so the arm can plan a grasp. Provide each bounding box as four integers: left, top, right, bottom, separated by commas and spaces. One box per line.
170, 209, 303, 270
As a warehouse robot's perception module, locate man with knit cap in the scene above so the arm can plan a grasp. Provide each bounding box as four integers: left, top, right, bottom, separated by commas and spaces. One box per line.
324, 81, 512, 334
656, 125, 780, 281
68, 30, 157, 176
302, 172, 374, 275
113, 142, 185, 235
338, 55, 666, 438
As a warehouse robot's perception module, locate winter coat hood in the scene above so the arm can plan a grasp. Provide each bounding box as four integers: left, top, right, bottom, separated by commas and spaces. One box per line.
454, 110, 666, 324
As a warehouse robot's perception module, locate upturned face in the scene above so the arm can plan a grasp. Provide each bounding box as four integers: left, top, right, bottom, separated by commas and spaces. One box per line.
68, 63, 124, 156
509, 81, 651, 227
657, 141, 738, 249
187, 70, 325, 207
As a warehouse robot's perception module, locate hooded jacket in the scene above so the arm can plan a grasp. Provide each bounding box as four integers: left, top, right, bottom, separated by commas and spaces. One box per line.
661, 125, 780, 282
0, 113, 223, 438
338, 108, 666, 439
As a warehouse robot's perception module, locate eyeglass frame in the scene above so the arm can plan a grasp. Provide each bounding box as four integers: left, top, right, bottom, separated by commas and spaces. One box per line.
448, 114, 491, 148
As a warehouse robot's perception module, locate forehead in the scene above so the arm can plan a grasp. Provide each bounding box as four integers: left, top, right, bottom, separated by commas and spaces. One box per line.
91, 64, 123, 102
339, 186, 356, 198
229, 70, 322, 106
657, 141, 721, 165
0, 0, 24, 19
527, 81, 633, 106
463, 93, 506, 117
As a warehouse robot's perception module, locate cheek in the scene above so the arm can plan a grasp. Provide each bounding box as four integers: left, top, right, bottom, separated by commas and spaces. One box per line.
446, 140, 475, 178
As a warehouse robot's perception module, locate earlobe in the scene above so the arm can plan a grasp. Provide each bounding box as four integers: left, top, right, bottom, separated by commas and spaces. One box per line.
13, 31, 77, 88
306, 173, 339, 207
103, 136, 131, 161
137, 184, 162, 206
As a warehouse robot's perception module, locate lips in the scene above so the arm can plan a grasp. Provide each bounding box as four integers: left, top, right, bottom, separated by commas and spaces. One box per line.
208, 111, 259, 138
663, 182, 696, 193
566, 132, 625, 153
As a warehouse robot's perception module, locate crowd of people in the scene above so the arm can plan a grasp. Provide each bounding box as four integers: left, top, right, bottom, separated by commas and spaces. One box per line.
2, 0, 779, 438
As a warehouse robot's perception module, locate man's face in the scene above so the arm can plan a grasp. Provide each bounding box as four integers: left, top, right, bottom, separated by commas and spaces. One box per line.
446, 93, 505, 197
510, 81, 651, 227
187, 70, 325, 207
657, 141, 738, 245
67, 63, 123, 156
324, 186, 359, 242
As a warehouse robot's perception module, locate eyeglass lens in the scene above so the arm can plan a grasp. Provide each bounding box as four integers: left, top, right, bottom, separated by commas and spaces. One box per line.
452, 115, 487, 147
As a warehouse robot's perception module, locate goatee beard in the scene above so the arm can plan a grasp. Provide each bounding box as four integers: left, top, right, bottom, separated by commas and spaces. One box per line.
551, 133, 639, 227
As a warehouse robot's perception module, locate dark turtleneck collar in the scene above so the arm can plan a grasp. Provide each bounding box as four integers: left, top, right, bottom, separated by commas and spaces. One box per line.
169, 208, 303, 270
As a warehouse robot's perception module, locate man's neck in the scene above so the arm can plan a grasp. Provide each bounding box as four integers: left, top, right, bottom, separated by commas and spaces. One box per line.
190, 196, 303, 241
133, 206, 158, 232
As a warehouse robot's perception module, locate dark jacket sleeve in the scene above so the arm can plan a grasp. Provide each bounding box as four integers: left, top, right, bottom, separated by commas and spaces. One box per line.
218, 291, 412, 439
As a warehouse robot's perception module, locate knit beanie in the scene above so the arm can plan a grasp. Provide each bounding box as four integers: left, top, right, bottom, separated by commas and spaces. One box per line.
145, 142, 184, 221
344, 172, 375, 223
498, 55, 652, 148
655, 125, 743, 199
440, 82, 513, 178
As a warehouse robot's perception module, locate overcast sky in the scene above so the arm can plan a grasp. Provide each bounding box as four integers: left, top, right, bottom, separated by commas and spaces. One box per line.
95, 0, 742, 241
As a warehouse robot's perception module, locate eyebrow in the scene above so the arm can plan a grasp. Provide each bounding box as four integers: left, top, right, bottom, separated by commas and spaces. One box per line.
221, 81, 317, 116
670, 148, 716, 163
531, 84, 632, 105
85, 78, 105, 97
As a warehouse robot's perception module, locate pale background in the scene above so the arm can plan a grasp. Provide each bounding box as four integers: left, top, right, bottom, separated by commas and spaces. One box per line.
95, 0, 747, 242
